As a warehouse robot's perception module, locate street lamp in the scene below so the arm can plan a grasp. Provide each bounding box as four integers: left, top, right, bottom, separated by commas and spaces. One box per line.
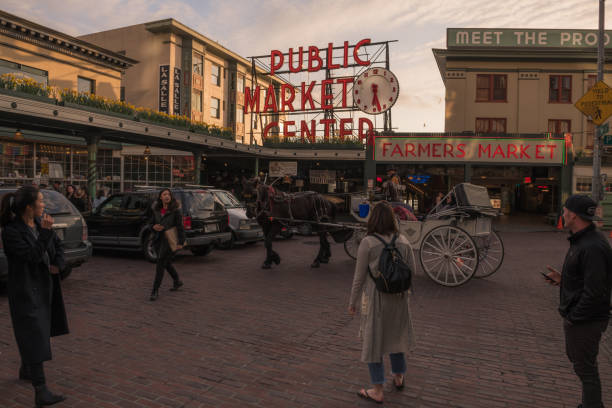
14, 129, 23, 140
143, 145, 151, 160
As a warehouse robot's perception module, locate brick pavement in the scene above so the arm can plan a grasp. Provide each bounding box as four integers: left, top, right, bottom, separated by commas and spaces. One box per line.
0, 231, 610, 408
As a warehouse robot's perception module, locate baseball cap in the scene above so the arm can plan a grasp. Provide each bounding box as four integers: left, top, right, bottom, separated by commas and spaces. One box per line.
564, 194, 602, 221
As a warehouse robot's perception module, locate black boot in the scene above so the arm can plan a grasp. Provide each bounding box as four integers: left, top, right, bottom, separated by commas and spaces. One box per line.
272, 252, 281, 265
170, 280, 183, 291
34, 384, 66, 406
149, 288, 159, 301
19, 364, 31, 381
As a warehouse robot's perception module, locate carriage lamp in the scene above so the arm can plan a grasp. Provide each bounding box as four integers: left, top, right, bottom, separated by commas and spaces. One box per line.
14, 129, 23, 140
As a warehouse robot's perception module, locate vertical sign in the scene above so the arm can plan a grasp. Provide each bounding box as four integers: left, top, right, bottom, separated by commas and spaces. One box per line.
159, 65, 170, 114
173, 67, 181, 115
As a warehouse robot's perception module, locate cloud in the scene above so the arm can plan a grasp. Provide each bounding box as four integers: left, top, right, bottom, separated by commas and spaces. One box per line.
1, 0, 609, 132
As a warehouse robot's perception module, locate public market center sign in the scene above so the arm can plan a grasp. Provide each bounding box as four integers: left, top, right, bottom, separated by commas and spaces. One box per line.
375, 137, 566, 165
448, 28, 612, 48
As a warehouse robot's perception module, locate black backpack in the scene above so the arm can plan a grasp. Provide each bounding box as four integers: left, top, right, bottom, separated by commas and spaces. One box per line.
368, 234, 412, 294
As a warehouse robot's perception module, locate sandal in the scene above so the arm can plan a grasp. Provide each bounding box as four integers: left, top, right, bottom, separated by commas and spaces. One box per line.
393, 374, 405, 390
357, 389, 383, 404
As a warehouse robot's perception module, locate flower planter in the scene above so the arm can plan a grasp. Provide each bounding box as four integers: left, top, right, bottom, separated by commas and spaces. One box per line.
58, 101, 136, 120
0, 88, 56, 104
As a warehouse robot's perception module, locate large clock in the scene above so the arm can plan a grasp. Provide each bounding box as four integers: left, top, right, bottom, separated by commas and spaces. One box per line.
353, 68, 399, 115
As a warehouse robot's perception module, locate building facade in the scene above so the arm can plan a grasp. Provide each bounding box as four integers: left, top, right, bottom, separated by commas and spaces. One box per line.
79, 19, 284, 146
433, 28, 612, 199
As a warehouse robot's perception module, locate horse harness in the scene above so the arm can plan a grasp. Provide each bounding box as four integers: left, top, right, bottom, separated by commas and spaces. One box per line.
256, 186, 328, 222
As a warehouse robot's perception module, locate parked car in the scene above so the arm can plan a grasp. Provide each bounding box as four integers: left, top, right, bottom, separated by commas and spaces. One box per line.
0, 188, 92, 283
85, 187, 232, 262
209, 189, 263, 249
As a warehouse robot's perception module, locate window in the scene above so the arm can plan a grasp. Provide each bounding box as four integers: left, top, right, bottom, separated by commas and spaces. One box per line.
77, 76, 95, 94
120, 86, 125, 102
548, 119, 571, 134
211, 97, 220, 118
211, 64, 221, 86
237, 75, 244, 92
0, 58, 48, 85
125, 194, 151, 212
192, 90, 202, 112
476, 74, 506, 102
475, 118, 506, 133
587, 74, 598, 90
237, 105, 244, 123
549, 75, 572, 103
99, 195, 124, 216
576, 177, 612, 193
0, 141, 34, 180
193, 54, 203, 76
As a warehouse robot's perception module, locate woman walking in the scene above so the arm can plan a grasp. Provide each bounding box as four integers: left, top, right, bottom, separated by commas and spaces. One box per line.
149, 188, 185, 301
348, 201, 415, 404
1, 185, 69, 406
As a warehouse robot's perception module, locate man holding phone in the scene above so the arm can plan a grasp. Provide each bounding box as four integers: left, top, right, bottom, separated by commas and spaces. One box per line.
545, 194, 612, 408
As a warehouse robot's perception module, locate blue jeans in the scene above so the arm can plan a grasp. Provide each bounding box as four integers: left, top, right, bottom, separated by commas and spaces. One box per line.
367, 353, 406, 385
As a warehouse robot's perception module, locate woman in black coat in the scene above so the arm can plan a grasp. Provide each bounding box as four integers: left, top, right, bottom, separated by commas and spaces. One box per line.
149, 188, 185, 301
0, 185, 69, 406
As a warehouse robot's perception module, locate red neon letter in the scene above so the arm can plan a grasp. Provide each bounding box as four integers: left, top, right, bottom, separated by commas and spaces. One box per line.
444, 144, 454, 158
263, 84, 278, 113
507, 144, 518, 159
353, 38, 371, 67
288, 47, 303, 73
337, 77, 353, 108
456, 143, 466, 158
548, 144, 558, 159
339, 118, 352, 140
321, 79, 334, 109
283, 120, 296, 138
320, 118, 335, 141
391, 144, 404, 157
281, 84, 295, 112
432, 143, 441, 158
327, 43, 340, 70
343, 41, 349, 67
263, 121, 278, 140
358, 117, 374, 140
478, 144, 491, 158
519, 144, 531, 159
418, 144, 431, 156
382, 142, 392, 156
300, 120, 316, 143
308, 46, 323, 72
535, 144, 545, 159
405, 143, 416, 157
492, 145, 505, 159
244, 86, 260, 114
301, 81, 316, 110
270, 50, 284, 75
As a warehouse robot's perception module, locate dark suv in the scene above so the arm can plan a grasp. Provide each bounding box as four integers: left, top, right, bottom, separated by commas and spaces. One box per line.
0, 188, 92, 283
85, 187, 231, 262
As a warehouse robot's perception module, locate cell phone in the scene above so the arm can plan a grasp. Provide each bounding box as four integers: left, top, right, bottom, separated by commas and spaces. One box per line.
540, 272, 555, 281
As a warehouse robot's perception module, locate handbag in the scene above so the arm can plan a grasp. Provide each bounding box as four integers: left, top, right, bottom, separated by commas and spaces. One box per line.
164, 227, 180, 252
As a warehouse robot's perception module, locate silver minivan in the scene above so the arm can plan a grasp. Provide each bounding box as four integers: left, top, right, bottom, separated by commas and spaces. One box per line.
0, 188, 92, 283
209, 189, 263, 249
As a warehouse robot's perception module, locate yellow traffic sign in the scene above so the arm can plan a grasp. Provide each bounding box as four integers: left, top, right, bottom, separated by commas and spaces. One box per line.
575, 80, 612, 125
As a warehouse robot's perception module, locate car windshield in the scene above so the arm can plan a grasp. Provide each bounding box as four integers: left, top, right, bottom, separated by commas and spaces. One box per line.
0, 189, 79, 216
183, 191, 214, 212
215, 191, 242, 208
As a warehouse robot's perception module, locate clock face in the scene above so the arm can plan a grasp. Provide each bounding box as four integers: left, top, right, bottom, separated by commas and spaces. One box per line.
353, 68, 399, 115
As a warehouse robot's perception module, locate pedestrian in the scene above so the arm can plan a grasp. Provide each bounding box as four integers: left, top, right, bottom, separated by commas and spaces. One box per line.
65, 184, 75, 202
149, 188, 185, 301
0, 185, 69, 407
70, 186, 91, 213
348, 201, 415, 404
544, 194, 611, 408
52, 181, 61, 193
92, 189, 107, 210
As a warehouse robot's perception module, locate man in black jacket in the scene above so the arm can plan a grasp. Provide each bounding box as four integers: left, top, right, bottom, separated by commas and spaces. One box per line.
546, 194, 611, 408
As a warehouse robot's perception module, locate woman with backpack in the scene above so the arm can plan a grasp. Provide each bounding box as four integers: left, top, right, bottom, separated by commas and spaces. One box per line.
149, 188, 185, 301
0, 185, 69, 406
348, 201, 415, 404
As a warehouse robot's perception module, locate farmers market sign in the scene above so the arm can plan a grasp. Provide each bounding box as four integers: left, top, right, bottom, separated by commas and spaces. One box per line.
375, 137, 566, 165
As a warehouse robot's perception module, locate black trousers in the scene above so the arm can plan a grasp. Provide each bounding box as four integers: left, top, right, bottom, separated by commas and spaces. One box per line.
153, 249, 179, 290
21, 361, 45, 386
564, 319, 609, 408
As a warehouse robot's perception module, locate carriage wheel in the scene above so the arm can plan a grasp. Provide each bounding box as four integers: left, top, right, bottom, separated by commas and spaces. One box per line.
473, 230, 504, 279
419, 225, 479, 287
344, 229, 367, 260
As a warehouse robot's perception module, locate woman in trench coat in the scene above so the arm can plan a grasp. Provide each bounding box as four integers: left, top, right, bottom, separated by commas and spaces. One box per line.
348, 201, 415, 404
1, 185, 69, 407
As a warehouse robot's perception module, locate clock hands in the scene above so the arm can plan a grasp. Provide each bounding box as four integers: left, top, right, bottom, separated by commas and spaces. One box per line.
371, 83, 382, 112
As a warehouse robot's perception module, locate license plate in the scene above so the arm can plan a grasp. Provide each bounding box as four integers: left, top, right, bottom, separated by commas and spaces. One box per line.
256, 231, 263, 237
205, 224, 218, 233
55, 229, 65, 240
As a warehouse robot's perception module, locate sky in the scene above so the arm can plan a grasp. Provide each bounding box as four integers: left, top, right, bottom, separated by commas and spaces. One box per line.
2, 0, 610, 132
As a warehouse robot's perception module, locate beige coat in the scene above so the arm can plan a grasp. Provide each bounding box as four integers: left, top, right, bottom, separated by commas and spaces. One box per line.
349, 233, 416, 363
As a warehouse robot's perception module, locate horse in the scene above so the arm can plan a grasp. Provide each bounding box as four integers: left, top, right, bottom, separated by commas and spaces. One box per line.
242, 177, 336, 269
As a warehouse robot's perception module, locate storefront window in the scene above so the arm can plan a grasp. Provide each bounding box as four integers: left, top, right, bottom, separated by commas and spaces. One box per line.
36, 144, 70, 182
124, 155, 147, 191
172, 156, 195, 186
71, 147, 88, 184
96, 149, 121, 193
0, 140, 34, 181
148, 155, 171, 185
